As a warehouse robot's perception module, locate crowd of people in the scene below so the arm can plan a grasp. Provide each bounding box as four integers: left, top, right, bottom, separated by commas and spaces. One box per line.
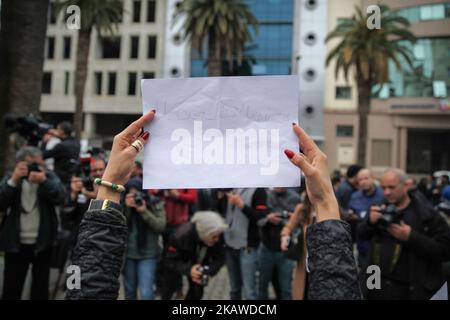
0, 119, 449, 300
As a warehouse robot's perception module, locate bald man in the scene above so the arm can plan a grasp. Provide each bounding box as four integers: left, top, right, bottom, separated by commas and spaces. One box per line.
357, 168, 450, 300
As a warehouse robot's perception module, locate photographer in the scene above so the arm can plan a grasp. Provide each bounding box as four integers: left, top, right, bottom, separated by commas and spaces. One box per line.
80, 158, 107, 200
0, 146, 65, 300
66, 112, 361, 300
257, 187, 301, 300
123, 177, 166, 300
162, 211, 227, 300
43, 122, 80, 186
357, 168, 450, 299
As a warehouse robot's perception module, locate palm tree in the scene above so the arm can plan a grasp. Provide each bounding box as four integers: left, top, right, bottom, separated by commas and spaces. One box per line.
326, 5, 416, 166
174, 0, 258, 76
0, 0, 50, 174
55, 0, 122, 139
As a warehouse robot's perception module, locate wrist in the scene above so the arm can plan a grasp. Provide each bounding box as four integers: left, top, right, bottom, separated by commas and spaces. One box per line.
96, 185, 121, 204
315, 197, 340, 222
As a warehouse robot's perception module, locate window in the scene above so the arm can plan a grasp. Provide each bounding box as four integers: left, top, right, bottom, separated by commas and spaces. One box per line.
64, 71, 70, 95
128, 72, 137, 95
46, 37, 55, 59
371, 140, 392, 167
142, 72, 155, 79
100, 37, 121, 59
94, 72, 102, 95
336, 125, 353, 137
147, 0, 156, 22
133, 0, 141, 23
335, 86, 351, 99
108, 72, 116, 95
63, 37, 71, 59
130, 36, 139, 59
48, 2, 57, 24
147, 36, 157, 58
42, 72, 52, 94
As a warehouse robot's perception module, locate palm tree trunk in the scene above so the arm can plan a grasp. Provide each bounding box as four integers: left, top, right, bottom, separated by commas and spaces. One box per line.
0, 0, 49, 174
74, 29, 92, 140
207, 30, 221, 77
356, 78, 371, 166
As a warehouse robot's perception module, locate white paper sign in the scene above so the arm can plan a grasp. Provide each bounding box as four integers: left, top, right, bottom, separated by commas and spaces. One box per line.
141, 75, 300, 189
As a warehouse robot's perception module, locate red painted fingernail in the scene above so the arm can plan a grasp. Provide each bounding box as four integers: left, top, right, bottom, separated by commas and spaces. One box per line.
152, 109, 156, 113
284, 149, 295, 159
292, 122, 296, 126
142, 131, 150, 140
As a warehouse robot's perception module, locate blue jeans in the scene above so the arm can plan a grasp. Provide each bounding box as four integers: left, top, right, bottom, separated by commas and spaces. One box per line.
225, 247, 258, 300
123, 257, 157, 300
258, 244, 294, 300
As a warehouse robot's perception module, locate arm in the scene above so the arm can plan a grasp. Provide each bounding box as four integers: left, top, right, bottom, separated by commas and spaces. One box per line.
140, 201, 166, 233
405, 213, 450, 263
164, 233, 194, 277
177, 189, 197, 204
281, 203, 303, 237
43, 142, 64, 159
0, 176, 18, 211
306, 220, 362, 300
356, 213, 377, 240
66, 206, 127, 300
38, 172, 65, 205
241, 188, 268, 222
207, 242, 225, 277
66, 111, 155, 300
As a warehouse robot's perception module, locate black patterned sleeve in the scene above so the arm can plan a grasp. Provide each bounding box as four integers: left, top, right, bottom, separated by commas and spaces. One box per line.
306, 220, 362, 300
66, 208, 128, 300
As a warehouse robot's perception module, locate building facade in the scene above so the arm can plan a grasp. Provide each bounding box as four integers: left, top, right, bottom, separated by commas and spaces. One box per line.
40, 0, 167, 149
324, 0, 450, 176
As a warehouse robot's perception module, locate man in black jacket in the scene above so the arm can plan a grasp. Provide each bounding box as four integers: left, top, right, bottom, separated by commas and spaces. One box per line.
0, 146, 65, 300
357, 168, 450, 299
43, 121, 80, 186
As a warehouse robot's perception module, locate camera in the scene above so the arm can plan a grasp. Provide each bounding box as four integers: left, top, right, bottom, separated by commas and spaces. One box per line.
134, 191, 144, 206
27, 162, 41, 178
377, 204, 403, 229
280, 210, 290, 223
82, 176, 94, 191
3, 113, 53, 146
196, 265, 210, 286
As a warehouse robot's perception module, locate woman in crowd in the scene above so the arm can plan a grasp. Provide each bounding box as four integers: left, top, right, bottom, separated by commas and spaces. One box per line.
66, 110, 362, 300
280, 194, 316, 299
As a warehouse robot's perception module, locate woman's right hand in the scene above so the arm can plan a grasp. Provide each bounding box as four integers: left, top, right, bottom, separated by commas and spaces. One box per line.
281, 235, 290, 251
284, 124, 340, 222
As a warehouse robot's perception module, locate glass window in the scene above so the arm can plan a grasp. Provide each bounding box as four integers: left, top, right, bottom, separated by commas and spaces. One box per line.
386, 38, 450, 98
128, 72, 137, 95
63, 37, 71, 59
371, 140, 392, 167
107, 72, 116, 95
94, 72, 102, 95
133, 0, 141, 23
46, 37, 55, 59
148, 36, 157, 58
42, 72, 52, 94
48, 2, 57, 24
64, 71, 70, 95
397, 3, 450, 22
336, 86, 351, 99
142, 72, 155, 79
147, 0, 156, 22
336, 125, 353, 137
100, 37, 121, 59
130, 36, 139, 59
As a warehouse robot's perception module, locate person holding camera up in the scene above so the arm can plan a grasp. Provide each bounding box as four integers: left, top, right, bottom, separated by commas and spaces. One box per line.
123, 177, 166, 300
43, 122, 80, 186
257, 187, 301, 300
0, 146, 65, 300
161, 211, 227, 300
357, 168, 450, 299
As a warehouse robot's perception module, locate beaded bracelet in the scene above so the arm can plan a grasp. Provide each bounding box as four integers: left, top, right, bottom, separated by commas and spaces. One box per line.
94, 178, 126, 193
